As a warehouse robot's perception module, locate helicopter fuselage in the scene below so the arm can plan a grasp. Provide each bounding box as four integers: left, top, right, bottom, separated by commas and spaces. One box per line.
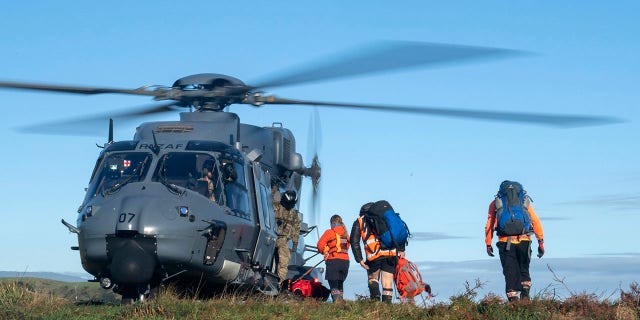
72, 111, 311, 299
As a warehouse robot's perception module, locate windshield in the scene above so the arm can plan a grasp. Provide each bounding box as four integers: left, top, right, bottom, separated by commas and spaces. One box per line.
150, 152, 251, 215
88, 152, 153, 197
152, 152, 223, 203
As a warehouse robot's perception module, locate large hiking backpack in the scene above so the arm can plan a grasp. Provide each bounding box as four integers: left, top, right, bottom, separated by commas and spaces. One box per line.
394, 257, 427, 298
364, 200, 410, 249
495, 180, 532, 236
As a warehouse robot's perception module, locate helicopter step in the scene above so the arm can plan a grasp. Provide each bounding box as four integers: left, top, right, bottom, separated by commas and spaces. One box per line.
257, 271, 280, 296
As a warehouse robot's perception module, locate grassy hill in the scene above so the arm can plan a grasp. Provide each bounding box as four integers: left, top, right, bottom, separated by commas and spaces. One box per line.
1, 278, 638, 319
0, 277, 119, 305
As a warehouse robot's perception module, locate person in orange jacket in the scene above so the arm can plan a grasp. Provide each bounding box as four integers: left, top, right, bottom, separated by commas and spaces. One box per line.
485, 180, 544, 301
317, 214, 350, 302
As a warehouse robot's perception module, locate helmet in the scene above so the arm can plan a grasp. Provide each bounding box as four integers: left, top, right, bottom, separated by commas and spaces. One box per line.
221, 161, 238, 181
280, 190, 297, 209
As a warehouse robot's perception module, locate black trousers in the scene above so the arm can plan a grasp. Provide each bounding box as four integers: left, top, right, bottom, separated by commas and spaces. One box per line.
326, 259, 349, 291
497, 241, 532, 293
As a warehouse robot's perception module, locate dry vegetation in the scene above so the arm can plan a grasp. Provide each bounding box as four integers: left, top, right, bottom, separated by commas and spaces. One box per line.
1, 278, 639, 320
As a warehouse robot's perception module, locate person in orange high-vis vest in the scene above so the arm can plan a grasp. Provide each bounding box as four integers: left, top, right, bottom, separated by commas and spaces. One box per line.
351, 202, 405, 303
317, 214, 350, 302
485, 180, 545, 301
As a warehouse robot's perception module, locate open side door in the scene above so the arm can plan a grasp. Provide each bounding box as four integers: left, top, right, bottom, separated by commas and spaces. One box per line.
250, 162, 277, 268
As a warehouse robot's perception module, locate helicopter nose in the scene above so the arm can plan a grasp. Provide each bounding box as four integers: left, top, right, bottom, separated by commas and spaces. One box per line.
108, 237, 157, 284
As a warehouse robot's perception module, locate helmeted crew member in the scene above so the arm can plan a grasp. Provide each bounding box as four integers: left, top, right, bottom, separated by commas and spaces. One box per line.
351, 202, 405, 303
317, 214, 350, 302
485, 180, 545, 301
274, 189, 301, 284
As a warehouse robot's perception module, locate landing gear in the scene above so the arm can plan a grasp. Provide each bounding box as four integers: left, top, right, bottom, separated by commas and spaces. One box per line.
116, 284, 156, 304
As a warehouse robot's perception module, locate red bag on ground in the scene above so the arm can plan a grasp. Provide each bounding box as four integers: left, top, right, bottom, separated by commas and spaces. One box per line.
291, 279, 313, 297
287, 279, 330, 300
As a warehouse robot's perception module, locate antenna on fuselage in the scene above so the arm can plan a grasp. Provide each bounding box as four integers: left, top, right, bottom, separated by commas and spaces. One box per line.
96, 118, 114, 149
151, 130, 160, 155
108, 118, 114, 144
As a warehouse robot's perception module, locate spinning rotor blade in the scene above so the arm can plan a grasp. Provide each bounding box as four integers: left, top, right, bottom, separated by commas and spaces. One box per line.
0, 80, 162, 97
258, 96, 620, 128
250, 41, 522, 90
18, 102, 178, 136
306, 109, 322, 227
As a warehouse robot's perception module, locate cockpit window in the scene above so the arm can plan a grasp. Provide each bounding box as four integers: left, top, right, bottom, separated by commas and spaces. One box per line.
88, 152, 152, 197
152, 152, 222, 203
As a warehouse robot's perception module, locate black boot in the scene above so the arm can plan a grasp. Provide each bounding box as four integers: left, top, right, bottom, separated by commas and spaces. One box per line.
368, 280, 381, 301
521, 282, 531, 300
382, 295, 393, 304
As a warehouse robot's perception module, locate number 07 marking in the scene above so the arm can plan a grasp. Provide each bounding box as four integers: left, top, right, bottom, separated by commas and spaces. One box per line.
119, 213, 136, 223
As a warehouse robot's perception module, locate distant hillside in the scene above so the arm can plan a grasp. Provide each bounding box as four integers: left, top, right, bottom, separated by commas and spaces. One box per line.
0, 271, 91, 283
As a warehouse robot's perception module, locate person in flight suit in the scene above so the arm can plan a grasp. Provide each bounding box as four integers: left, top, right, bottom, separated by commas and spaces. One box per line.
274, 190, 301, 285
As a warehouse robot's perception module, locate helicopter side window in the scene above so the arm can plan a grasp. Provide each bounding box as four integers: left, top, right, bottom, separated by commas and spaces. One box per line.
88, 152, 152, 197
220, 159, 251, 216
258, 184, 272, 229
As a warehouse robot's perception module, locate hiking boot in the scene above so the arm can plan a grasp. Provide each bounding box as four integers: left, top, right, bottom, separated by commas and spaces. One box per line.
506, 291, 520, 302
368, 281, 381, 301
331, 289, 344, 302
521, 281, 531, 300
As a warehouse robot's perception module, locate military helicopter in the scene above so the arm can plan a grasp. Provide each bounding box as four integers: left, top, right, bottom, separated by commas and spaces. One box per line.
0, 41, 617, 302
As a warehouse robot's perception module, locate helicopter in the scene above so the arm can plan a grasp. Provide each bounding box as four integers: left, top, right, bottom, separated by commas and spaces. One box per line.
0, 41, 617, 302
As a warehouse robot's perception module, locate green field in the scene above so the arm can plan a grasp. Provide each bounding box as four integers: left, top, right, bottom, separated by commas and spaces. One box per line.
1, 278, 638, 319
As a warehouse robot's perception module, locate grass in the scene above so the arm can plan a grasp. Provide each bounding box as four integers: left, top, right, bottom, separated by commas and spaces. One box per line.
1, 278, 638, 320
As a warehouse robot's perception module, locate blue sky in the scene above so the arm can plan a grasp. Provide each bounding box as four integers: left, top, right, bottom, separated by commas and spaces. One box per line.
1, 1, 638, 299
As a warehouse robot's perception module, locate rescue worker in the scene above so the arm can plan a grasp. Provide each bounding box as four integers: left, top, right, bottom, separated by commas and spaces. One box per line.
317, 214, 350, 302
221, 159, 237, 182
485, 180, 545, 301
351, 202, 405, 303
198, 159, 216, 202
274, 190, 301, 285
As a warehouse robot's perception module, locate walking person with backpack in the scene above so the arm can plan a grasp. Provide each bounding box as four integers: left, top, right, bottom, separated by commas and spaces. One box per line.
351, 201, 408, 303
317, 214, 350, 302
485, 180, 545, 302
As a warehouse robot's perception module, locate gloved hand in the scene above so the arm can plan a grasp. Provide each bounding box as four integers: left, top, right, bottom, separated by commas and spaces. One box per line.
486, 245, 494, 257
424, 283, 433, 299
537, 239, 545, 258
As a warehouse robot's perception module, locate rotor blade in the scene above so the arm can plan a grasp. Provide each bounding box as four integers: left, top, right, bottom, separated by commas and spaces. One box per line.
250, 41, 524, 90
260, 96, 621, 128
18, 102, 178, 136
0, 80, 162, 97
306, 109, 322, 228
